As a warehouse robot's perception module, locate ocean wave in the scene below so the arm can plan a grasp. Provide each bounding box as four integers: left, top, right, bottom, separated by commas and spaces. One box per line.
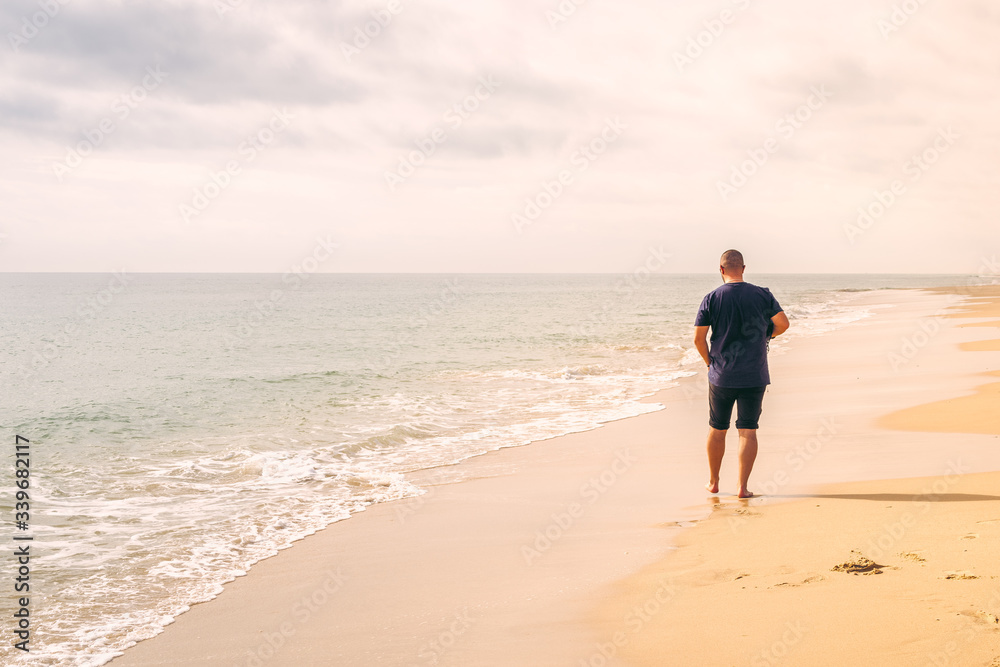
351, 423, 438, 450
558, 364, 610, 378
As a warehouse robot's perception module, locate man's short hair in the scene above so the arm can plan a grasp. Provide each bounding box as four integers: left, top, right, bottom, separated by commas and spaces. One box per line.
720, 249, 744, 271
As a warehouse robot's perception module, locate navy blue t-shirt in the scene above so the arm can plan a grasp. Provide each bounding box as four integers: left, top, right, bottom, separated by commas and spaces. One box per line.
695, 282, 782, 388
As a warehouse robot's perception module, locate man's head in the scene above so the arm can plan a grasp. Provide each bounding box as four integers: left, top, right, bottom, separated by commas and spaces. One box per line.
720, 249, 745, 281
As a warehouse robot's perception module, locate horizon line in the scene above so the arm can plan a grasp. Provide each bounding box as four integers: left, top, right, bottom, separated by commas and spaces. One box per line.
0, 271, 988, 276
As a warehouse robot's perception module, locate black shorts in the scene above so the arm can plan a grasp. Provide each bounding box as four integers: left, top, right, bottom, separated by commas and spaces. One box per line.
708, 384, 766, 430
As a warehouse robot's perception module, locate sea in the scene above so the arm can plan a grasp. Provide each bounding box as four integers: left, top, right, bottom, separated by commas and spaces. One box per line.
0, 273, 988, 665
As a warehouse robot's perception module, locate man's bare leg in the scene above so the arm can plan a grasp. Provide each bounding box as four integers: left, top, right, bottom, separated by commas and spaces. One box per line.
705, 427, 727, 493
737, 428, 758, 498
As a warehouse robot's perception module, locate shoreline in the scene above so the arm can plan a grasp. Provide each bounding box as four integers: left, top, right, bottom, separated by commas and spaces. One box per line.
594, 284, 1000, 667
107, 285, 1000, 666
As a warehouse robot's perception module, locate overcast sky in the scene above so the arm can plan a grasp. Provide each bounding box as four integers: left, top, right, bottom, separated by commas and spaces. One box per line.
1, 0, 997, 273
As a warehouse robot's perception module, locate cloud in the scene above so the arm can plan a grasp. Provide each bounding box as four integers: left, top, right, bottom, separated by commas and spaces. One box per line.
1, 0, 998, 271
1, 0, 367, 148
5, 1, 360, 101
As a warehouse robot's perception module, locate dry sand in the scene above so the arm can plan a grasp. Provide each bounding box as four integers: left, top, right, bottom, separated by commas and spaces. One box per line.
109, 286, 1000, 666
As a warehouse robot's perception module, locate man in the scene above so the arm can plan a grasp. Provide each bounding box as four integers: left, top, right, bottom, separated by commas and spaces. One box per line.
694, 250, 789, 498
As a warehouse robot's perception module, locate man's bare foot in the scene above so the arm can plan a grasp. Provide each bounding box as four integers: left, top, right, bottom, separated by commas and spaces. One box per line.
706, 481, 719, 494
737, 489, 754, 499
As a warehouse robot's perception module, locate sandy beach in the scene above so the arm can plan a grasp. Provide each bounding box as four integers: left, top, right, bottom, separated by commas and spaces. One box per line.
595, 470, 1000, 667
109, 285, 1000, 666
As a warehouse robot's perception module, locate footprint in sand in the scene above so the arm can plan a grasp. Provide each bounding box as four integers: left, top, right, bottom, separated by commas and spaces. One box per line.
977, 611, 1000, 625
943, 571, 979, 580
832, 551, 884, 575
960, 609, 1000, 625
774, 575, 825, 587
735, 508, 760, 516
899, 552, 927, 563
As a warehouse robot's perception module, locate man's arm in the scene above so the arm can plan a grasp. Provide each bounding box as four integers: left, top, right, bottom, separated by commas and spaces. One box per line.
770, 311, 790, 339
694, 325, 711, 367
